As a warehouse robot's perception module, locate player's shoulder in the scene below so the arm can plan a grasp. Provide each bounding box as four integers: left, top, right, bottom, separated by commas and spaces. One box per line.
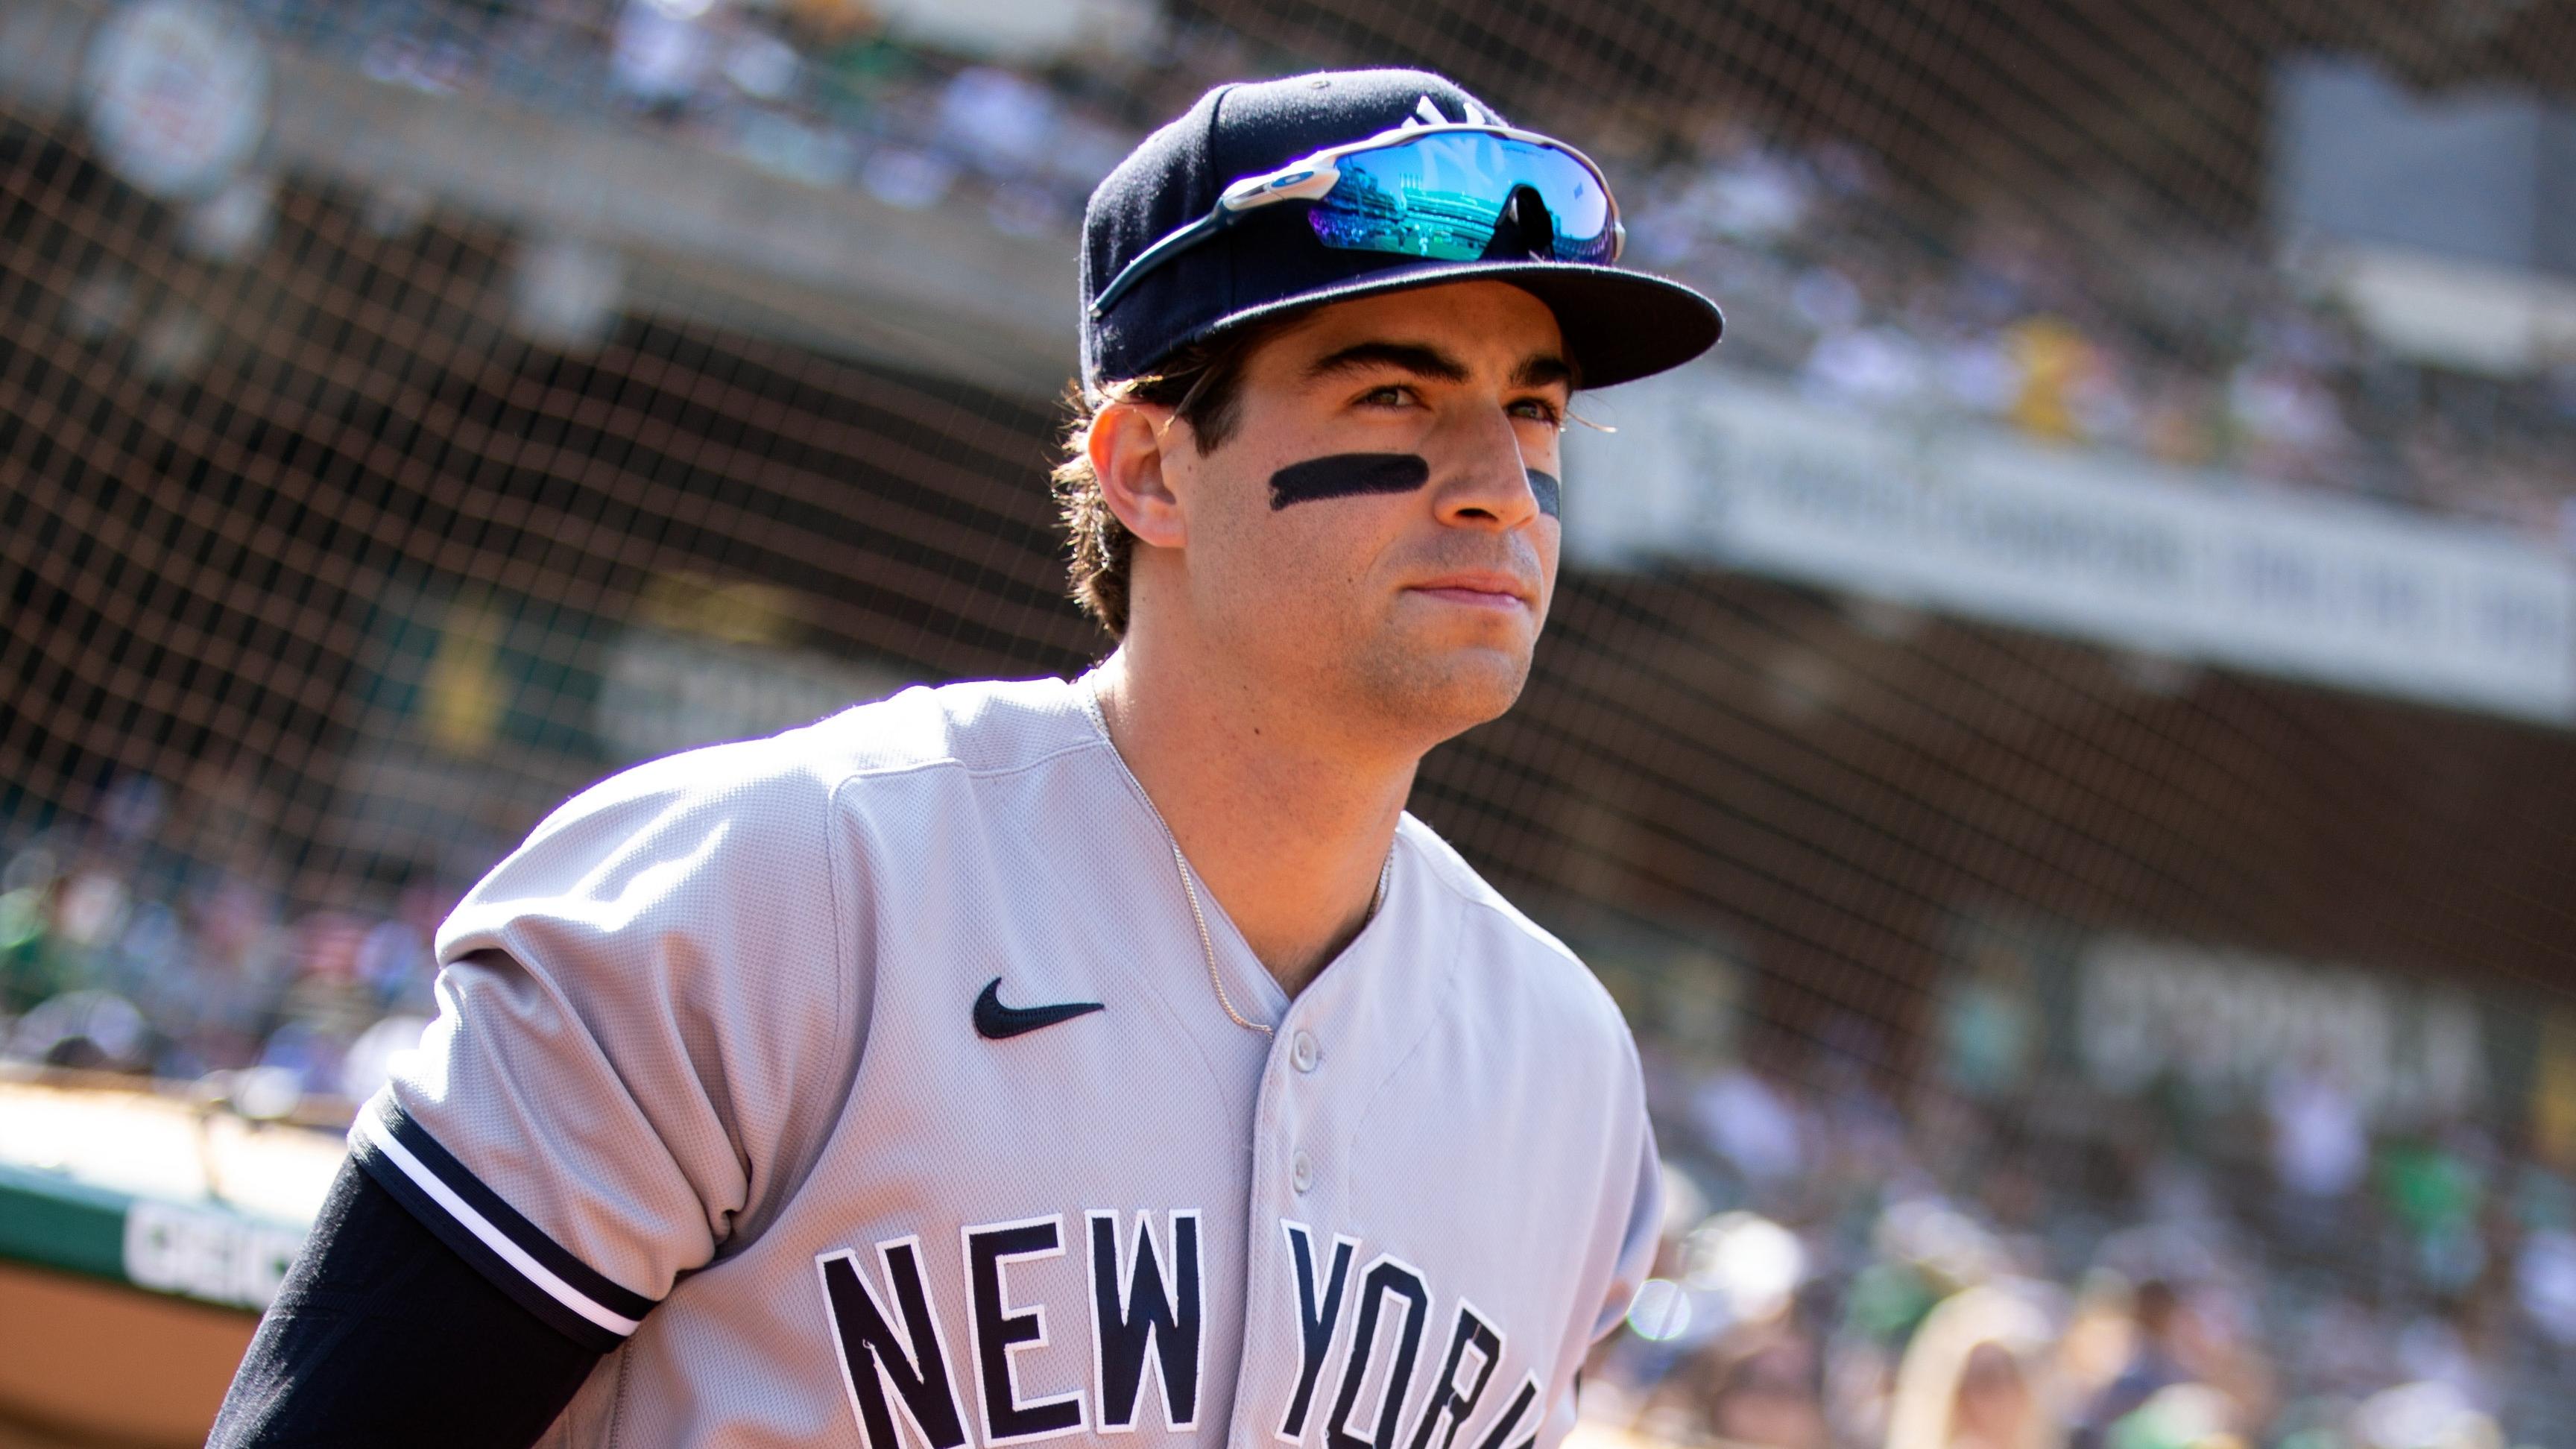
596, 675, 1087, 791
449, 678, 1094, 941
1394, 814, 1638, 1056
517, 676, 1093, 852
794, 674, 1105, 783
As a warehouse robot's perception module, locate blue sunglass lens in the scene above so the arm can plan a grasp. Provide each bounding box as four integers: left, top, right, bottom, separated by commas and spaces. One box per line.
1307, 134, 1615, 265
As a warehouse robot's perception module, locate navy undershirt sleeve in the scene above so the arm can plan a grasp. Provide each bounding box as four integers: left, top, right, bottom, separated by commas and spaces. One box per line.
209, 1159, 605, 1448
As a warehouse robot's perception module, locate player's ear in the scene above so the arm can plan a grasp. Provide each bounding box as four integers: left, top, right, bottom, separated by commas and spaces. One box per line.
1090, 398, 1187, 549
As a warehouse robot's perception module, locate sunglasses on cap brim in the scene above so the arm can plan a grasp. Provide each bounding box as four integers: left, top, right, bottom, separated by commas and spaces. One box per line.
1090, 121, 1626, 319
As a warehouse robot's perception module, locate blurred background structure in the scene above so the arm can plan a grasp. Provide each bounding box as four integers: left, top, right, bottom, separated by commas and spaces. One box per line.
3, 0, 2576, 1445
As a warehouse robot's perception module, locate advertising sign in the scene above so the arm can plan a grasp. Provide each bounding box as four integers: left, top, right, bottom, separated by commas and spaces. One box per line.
1568, 370, 2576, 724
1944, 918, 2539, 1130
2074, 934, 2488, 1125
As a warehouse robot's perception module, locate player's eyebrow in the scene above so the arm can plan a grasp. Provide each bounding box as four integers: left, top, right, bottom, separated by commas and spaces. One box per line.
1512, 352, 1576, 391
1304, 340, 1471, 385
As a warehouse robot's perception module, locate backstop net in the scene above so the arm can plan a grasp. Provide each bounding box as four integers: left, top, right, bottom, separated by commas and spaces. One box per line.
4, 0, 2575, 1445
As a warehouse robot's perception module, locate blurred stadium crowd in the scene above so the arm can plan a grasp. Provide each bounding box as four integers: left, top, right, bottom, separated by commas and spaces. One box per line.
7, 2, 2576, 1449
0, 775, 442, 1102
232, 0, 2576, 544
9, 765, 2576, 1449
1579, 1011, 2576, 1449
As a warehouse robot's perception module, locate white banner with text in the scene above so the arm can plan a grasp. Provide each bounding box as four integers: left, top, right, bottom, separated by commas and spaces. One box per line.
1566, 370, 2576, 724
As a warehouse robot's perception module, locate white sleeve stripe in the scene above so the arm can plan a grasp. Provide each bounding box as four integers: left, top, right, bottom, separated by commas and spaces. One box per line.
356, 1110, 645, 1338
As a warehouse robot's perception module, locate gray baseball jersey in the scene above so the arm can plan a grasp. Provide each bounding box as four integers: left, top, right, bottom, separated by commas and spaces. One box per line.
351, 674, 1660, 1448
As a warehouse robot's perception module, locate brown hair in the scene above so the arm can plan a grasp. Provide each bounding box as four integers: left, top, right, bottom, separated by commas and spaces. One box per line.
1052, 318, 1290, 639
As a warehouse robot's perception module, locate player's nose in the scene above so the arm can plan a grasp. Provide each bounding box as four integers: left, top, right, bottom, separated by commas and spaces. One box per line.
1428, 405, 1544, 531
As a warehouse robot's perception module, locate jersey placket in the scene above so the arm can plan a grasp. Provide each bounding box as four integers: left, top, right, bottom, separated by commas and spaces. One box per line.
1233, 965, 1344, 1445
1222, 842, 1442, 1448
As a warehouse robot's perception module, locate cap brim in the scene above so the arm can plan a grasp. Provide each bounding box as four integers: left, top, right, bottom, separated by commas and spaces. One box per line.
1172, 259, 1723, 391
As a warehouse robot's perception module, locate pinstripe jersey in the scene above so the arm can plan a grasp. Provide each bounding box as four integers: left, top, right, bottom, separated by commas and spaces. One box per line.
353, 674, 1660, 1448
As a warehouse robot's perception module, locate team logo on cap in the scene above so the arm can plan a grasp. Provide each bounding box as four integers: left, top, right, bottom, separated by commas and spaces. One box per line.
1408, 94, 1500, 127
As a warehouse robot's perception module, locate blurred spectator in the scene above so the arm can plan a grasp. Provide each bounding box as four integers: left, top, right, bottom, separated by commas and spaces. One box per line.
1698, 1331, 1834, 1449
1693, 1058, 1811, 1189
2350, 1381, 2501, 1449
2267, 1054, 2368, 1231
611, 0, 715, 117
340, 1011, 434, 1102
2378, 1133, 2489, 1296
2071, 1279, 2200, 1448
2517, 1227, 2576, 1347
2106, 1384, 2244, 1449
258, 911, 379, 1096
10, 989, 148, 1072
0, 769, 458, 1098
1885, 1284, 2063, 1449
1939, 949, 2037, 1101
2005, 318, 2104, 443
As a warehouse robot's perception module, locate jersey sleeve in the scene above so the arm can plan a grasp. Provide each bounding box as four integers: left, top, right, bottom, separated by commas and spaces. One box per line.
349, 739, 862, 1353
1589, 1121, 1663, 1344
1532, 1041, 1661, 1448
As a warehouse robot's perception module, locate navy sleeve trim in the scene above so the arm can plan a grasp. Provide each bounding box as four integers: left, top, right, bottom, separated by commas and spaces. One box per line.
350, 1097, 658, 1353
211, 1162, 604, 1446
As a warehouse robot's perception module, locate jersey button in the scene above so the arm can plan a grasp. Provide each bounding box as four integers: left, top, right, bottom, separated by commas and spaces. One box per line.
1290, 1030, 1320, 1073
1292, 1150, 1314, 1193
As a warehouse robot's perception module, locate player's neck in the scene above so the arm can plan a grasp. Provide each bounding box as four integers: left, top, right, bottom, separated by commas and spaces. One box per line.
1087, 647, 1412, 997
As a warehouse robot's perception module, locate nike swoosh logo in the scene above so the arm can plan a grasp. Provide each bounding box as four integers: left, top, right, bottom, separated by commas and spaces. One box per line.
973, 977, 1105, 1041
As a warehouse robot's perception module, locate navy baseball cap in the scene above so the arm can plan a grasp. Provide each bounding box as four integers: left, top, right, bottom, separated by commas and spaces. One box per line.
1079, 69, 1723, 397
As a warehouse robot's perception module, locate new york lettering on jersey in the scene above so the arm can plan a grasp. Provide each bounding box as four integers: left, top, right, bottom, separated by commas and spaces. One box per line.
811, 1212, 1546, 1449
352, 678, 1658, 1445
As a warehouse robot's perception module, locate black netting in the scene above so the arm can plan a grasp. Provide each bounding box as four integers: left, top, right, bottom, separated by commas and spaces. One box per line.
4, 1, 2575, 1445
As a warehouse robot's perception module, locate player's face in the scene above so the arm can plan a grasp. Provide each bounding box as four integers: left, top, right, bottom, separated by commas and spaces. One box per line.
1164, 281, 1570, 744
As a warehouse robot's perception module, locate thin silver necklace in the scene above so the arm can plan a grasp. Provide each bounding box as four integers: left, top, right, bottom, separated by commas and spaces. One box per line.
1083, 675, 1392, 1038
1169, 830, 1392, 1038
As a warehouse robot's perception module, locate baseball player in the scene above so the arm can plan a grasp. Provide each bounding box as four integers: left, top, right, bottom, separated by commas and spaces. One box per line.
212, 67, 1721, 1447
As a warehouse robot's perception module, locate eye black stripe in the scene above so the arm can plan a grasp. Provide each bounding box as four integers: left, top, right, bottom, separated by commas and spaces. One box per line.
1268, 453, 1430, 509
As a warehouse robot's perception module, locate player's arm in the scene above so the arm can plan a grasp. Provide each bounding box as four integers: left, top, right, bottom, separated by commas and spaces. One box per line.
209, 1161, 601, 1448
1553, 1055, 1666, 1441
1591, 1124, 1664, 1345
212, 736, 863, 1438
